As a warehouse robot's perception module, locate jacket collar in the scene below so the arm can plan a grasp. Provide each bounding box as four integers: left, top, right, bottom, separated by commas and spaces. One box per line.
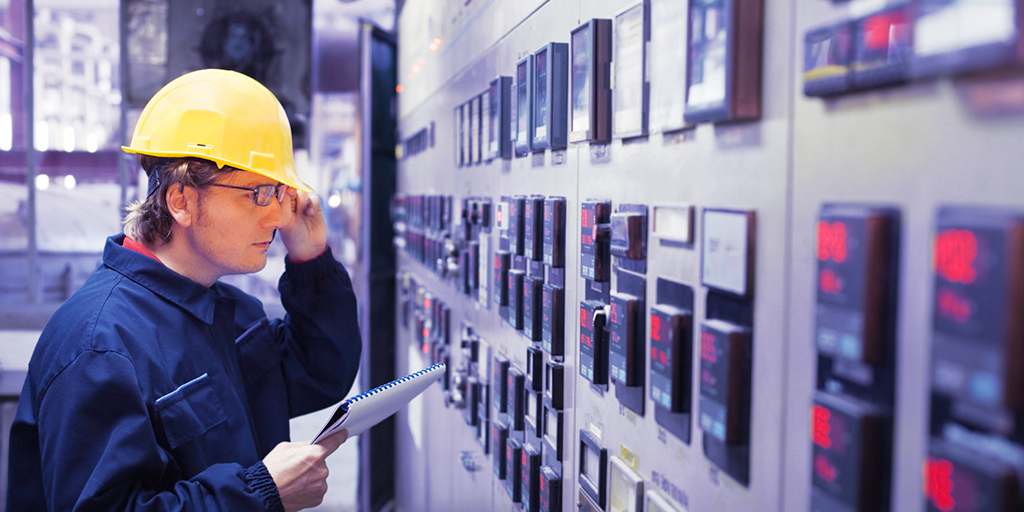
103, 234, 220, 325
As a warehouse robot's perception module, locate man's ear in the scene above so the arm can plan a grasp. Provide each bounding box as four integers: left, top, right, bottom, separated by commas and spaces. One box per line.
166, 184, 195, 228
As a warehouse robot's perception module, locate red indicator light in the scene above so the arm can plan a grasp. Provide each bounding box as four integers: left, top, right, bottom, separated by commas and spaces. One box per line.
660, 351, 667, 365
580, 307, 588, 328
422, 327, 429, 339
522, 452, 527, 465
424, 298, 432, 309
816, 221, 847, 263
938, 287, 972, 323
814, 454, 838, 483
581, 333, 591, 347
395, 85, 403, 93
497, 210, 503, 223
421, 342, 429, 354
582, 209, 590, 228
864, 15, 893, 49
819, 268, 843, 294
700, 332, 717, 363
651, 314, 661, 341
811, 405, 833, 449
935, 229, 978, 284
652, 347, 658, 361
924, 457, 955, 512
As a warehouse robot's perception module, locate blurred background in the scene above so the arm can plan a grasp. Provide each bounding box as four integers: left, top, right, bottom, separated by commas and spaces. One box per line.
0, 0, 397, 510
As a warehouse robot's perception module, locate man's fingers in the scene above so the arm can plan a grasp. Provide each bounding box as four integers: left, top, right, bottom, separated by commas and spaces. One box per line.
316, 429, 348, 456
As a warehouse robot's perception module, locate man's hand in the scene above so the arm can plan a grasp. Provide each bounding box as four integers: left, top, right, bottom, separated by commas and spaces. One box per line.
279, 189, 328, 263
263, 430, 348, 512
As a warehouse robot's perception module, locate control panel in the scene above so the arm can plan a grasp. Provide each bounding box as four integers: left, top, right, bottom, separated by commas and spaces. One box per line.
387, 0, 1024, 511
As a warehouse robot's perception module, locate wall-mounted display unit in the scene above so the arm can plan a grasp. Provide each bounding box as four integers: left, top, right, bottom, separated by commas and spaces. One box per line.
803, 21, 854, 97
612, 1, 651, 139
516, 54, 536, 153
533, 42, 569, 150
850, 4, 912, 90
488, 76, 513, 160
912, 0, 1023, 78
570, 19, 612, 143
684, 0, 763, 123
649, 0, 691, 131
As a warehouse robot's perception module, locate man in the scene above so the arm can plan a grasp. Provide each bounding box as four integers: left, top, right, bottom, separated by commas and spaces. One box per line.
7, 69, 360, 511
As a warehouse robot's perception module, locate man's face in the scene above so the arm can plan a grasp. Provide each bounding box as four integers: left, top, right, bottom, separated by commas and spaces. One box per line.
186, 170, 288, 280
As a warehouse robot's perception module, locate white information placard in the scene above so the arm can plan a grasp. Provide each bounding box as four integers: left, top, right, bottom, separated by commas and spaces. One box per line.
701, 209, 753, 296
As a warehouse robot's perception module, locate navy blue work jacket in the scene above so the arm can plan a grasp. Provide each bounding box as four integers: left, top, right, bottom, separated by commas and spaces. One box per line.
7, 235, 361, 511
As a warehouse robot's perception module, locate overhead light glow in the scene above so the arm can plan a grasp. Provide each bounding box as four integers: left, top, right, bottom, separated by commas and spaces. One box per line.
328, 191, 343, 209
63, 174, 76, 189
35, 174, 49, 190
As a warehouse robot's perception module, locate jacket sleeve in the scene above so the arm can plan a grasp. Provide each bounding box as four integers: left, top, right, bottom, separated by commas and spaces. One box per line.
33, 349, 284, 512
275, 247, 362, 417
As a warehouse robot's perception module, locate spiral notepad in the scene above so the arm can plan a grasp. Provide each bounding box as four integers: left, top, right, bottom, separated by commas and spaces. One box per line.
312, 363, 446, 444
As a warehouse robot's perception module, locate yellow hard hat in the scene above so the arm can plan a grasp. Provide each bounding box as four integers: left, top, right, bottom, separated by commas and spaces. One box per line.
123, 68, 313, 192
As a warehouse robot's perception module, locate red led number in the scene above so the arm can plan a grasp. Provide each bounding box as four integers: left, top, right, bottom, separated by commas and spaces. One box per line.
814, 454, 837, 483
816, 221, 847, 263
651, 314, 661, 341
819, 268, 842, 295
580, 307, 588, 328
700, 332, 717, 364
938, 288, 971, 323
935, 229, 978, 285
811, 405, 832, 449
924, 457, 955, 512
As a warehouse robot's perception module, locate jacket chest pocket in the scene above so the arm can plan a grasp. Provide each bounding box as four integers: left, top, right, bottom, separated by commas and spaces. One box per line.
155, 373, 228, 449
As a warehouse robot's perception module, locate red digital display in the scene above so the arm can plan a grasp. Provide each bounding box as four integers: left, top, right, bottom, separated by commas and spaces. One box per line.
819, 268, 843, 294
651, 313, 661, 341
924, 457, 956, 512
580, 306, 589, 329
811, 404, 832, 449
815, 453, 838, 483
935, 229, 978, 284
700, 331, 717, 363
862, 11, 906, 50
817, 221, 848, 263
937, 288, 971, 323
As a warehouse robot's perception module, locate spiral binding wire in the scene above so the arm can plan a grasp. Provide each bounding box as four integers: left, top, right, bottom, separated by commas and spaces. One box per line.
344, 362, 446, 409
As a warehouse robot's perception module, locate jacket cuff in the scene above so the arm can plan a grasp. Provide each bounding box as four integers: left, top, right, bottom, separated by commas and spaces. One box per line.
283, 246, 346, 287
244, 461, 285, 512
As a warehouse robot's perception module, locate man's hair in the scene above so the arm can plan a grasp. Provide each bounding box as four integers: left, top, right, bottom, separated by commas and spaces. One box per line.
123, 156, 234, 244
